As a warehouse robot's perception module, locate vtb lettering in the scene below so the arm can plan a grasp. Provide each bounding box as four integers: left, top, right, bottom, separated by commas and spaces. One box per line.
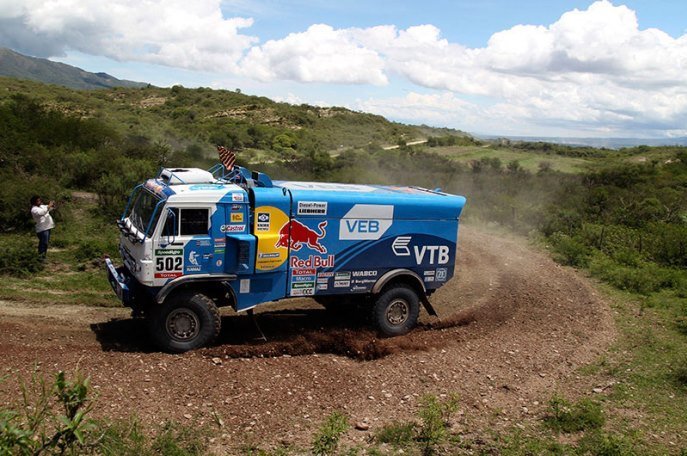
345, 219, 379, 233
413, 245, 450, 265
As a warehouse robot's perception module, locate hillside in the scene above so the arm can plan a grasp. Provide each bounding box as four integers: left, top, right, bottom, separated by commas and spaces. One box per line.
0, 76, 453, 152
0, 48, 146, 90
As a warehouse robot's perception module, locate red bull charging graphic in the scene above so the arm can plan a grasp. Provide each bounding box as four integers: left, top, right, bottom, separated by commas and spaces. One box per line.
276, 220, 328, 254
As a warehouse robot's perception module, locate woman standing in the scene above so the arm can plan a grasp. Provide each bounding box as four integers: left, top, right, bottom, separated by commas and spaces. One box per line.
30, 195, 55, 259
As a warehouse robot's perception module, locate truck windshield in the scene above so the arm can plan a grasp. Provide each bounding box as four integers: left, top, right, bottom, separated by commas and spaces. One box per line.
127, 188, 163, 237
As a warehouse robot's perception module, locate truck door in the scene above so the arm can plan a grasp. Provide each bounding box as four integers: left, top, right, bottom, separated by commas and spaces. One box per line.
154, 207, 215, 283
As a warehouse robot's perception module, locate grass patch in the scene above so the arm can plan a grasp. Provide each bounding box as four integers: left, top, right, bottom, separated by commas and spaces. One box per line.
544, 396, 605, 433
311, 411, 348, 456
374, 421, 415, 448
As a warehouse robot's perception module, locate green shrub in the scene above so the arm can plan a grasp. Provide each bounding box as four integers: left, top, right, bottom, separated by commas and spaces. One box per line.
675, 358, 687, 387
576, 430, 636, 456
73, 238, 118, 262
0, 370, 95, 455
549, 233, 591, 267
375, 421, 415, 447
312, 411, 348, 456
544, 396, 604, 433
0, 237, 43, 276
417, 394, 459, 455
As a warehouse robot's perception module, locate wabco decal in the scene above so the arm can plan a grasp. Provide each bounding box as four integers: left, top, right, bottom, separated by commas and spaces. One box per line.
340, 205, 393, 240
277, 220, 327, 253
392, 236, 450, 265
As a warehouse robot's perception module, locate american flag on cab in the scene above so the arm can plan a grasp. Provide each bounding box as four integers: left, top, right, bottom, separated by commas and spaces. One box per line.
217, 145, 236, 172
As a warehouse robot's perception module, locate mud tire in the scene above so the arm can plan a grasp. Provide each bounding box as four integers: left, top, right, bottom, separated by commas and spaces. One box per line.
149, 292, 220, 353
373, 285, 420, 336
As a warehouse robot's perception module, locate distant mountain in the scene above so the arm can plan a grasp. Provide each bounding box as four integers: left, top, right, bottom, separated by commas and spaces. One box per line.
477, 134, 687, 149
0, 48, 147, 90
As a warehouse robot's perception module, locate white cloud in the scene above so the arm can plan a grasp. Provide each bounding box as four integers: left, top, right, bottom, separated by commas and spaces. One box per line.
240, 24, 387, 85
1, 0, 685, 136
0, 0, 256, 71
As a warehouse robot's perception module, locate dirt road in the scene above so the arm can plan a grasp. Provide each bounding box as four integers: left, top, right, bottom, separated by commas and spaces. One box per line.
0, 226, 614, 450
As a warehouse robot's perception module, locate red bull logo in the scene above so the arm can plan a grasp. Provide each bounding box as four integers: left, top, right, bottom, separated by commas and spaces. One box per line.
276, 219, 327, 254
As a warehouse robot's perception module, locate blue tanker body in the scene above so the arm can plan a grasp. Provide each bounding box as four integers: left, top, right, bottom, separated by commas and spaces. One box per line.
106, 165, 466, 352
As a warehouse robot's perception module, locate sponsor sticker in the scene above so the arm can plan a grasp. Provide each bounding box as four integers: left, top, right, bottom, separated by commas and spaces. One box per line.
292, 268, 317, 276
277, 220, 328, 253
340, 204, 393, 241
292, 275, 316, 283
254, 206, 289, 271
290, 255, 335, 268
317, 272, 334, 278
352, 270, 378, 277
317, 284, 328, 291
424, 276, 435, 283
334, 280, 350, 288
231, 204, 242, 211
231, 193, 244, 202
297, 201, 328, 216
155, 272, 183, 279
231, 212, 244, 223
188, 251, 200, 266
240, 279, 250, 293
316, 278, 329, 284
189, 184, 224, 191
436, 268, 448, 281
256, 212, 270, 231
335, 272, 351, 280
220, 224, 246, 233
155, 249, 183, 256
423, 270, 436, 276
195, 239, 211, 247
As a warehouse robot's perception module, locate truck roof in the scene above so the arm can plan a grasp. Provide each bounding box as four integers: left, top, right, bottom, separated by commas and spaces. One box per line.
274, 180, 466, 220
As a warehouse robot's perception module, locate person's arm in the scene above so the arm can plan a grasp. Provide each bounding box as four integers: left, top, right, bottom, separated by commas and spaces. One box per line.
32, 205, 49, 216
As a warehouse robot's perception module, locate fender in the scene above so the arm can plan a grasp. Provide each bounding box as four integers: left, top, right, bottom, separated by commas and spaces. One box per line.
372, 268, 437, 317
155, 273, 237, 304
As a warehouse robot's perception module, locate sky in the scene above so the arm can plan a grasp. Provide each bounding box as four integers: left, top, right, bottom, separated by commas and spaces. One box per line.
0, 0, 686, 138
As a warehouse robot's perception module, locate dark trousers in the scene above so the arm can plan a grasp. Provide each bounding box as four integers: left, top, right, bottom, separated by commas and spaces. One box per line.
37, 229, 51, 257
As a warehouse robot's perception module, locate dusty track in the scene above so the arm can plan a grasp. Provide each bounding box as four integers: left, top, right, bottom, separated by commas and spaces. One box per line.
0, 225, 614, 450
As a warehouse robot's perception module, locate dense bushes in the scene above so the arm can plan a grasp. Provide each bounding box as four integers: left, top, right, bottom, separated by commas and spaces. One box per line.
0, 236, 44, 276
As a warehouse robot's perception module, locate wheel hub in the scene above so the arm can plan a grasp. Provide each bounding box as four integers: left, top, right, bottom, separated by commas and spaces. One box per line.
386, 299, 409, 325
166, 309, 200, 341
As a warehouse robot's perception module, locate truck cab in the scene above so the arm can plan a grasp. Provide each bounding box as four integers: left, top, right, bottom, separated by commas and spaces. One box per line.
106, 165, 466, 352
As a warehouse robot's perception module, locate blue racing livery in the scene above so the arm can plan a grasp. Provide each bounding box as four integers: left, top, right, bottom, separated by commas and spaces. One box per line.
106, 165, 466, 352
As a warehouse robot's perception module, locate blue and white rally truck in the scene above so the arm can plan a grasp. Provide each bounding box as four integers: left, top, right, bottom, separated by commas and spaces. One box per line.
106, 165, 466, 352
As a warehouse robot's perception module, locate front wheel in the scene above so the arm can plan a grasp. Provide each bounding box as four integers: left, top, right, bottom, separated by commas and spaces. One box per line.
372, 285, 420, 336
148, 292, 221, 353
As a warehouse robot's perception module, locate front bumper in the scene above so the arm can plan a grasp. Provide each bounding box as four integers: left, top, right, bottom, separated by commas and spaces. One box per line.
105, 257, 133, 306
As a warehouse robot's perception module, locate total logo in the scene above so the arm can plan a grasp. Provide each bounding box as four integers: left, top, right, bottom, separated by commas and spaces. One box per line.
392, 236, 450, 265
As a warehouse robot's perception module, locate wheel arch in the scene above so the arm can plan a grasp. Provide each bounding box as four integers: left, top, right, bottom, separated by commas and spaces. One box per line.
372, 269, 437, 317
155, 274, 237, 308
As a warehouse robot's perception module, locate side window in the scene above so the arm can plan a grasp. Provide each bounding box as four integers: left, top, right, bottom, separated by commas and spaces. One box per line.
180, 208, 209, 236
163, 208, 179, 236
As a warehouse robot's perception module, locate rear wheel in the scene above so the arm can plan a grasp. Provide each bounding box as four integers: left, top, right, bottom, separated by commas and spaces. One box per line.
372, 285, 420, 336
148, 292, 220, 353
